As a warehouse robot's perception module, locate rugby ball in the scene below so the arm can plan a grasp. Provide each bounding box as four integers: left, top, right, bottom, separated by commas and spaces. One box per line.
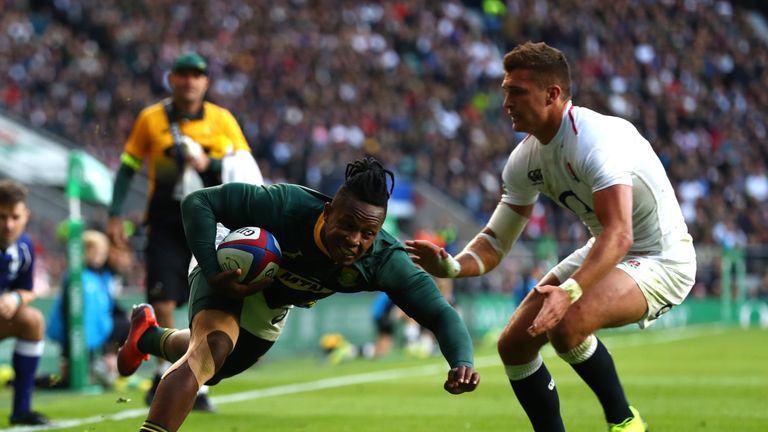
217, 227, 281, 283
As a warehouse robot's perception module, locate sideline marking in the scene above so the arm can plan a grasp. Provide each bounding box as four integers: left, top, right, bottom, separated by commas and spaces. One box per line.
2, 326, 723, 431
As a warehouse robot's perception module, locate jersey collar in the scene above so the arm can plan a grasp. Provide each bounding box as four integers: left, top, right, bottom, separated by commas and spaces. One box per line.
167, 99, 205, 121
313, 213, 331, 258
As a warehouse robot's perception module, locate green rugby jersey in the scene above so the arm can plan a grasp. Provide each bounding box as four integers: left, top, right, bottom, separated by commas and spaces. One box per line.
182, 182, 474, 367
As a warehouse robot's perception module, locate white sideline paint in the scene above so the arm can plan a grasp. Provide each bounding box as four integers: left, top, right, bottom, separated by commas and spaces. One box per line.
1, 326, 723, 431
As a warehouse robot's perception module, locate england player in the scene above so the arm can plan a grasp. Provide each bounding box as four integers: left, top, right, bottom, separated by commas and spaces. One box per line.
0, 180, 49, 425
406, 42, 696, 431
117, 157, 479, 432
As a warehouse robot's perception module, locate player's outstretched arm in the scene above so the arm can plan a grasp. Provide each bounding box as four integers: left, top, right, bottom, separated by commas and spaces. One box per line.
406, 202, 531, 279
444, 365, 480, 395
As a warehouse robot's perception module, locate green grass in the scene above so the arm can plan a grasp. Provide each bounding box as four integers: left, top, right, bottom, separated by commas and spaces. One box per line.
1, 325, 765, 431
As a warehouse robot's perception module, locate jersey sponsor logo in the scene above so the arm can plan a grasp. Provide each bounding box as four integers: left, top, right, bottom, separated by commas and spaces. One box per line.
338, 267, 360, 287
275, 268, 333, 294
527, 169, 544, 185
626, 259, 641, 268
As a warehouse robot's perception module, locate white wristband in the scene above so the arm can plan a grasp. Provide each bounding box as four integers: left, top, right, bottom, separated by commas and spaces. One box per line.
559, 278, 583, 304
439, 254, 461, 278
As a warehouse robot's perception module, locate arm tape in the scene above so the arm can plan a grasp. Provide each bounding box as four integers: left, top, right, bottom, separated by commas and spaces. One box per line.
466, 250, 486, 274
439, 254, 462, 278
486, 202, 528, 255
560, 278, 583, 303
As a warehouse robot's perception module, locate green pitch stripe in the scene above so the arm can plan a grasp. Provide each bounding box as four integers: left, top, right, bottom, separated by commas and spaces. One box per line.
1, 325, 725, 432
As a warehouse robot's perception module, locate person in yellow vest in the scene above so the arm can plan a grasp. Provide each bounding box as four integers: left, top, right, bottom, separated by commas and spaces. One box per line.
107, 51, 256, 412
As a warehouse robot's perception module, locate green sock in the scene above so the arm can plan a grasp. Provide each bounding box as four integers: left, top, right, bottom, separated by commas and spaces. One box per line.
138, 327, 176, 359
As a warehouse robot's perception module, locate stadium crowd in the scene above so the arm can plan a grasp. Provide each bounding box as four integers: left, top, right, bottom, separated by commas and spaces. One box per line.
1, 0, 768, 296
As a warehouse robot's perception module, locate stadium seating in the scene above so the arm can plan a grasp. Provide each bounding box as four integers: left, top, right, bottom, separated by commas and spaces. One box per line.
1, 0, 767, 297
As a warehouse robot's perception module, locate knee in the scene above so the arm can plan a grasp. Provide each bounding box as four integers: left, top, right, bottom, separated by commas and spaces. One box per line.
497, 326, 534, 364
548, 316, 591, 352
204, 330, 234, 372
184, 331, 234, 384
15, 306, 45, 339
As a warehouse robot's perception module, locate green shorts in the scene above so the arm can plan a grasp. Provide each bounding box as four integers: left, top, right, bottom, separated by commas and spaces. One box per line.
187, 266, 293, 384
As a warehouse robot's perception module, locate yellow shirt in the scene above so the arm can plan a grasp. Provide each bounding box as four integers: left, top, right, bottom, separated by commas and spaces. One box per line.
121, 99, 250, 224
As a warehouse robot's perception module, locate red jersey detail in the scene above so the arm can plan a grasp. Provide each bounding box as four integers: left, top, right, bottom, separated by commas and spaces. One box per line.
568, 106, 578, 135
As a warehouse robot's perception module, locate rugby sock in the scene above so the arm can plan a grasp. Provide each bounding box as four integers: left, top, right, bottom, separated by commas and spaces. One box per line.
559, 336, 632, 424
139, 420, 169, 432
11, 340, 44, 417
506, 355, 565, 432
138, 327, 176, 359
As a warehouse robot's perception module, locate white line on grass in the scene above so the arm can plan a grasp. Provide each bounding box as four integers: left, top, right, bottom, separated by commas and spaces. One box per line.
1, 325, 725, 431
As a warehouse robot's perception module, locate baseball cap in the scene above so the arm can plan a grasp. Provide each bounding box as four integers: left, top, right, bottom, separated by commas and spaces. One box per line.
172, 52, 208, 74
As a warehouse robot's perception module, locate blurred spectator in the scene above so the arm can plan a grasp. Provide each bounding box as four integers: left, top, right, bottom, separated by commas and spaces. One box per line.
713, 215, 748, 251
370, 292, 401, 358
512, 262, 546, 306
46, 230, 130, 388
3, 0, 768, 293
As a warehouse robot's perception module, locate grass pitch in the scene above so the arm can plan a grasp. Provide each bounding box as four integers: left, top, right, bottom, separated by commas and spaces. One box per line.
1, 325, 765, 431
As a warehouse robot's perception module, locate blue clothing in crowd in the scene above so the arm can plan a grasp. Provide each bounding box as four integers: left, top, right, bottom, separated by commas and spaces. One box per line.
47, 269, 114, 352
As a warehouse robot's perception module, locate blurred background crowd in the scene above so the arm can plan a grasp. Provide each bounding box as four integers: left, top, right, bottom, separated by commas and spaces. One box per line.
1, 0, 768, 298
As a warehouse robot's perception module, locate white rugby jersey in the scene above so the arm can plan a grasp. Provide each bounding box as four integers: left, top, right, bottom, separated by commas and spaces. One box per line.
501, 101, 688, 252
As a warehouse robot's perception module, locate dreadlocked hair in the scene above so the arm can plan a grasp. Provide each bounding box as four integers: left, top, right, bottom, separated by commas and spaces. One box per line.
340, 157, 395, 208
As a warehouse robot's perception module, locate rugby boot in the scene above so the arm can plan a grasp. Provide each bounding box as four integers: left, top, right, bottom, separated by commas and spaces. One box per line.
117, 304, 157, 376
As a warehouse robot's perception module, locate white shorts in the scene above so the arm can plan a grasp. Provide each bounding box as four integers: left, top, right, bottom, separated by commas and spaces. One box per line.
551, 234, 696, 329
239, 291, 292, 342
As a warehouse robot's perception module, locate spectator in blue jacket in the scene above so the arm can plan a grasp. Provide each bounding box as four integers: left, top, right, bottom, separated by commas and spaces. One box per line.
48, 230, 129, 388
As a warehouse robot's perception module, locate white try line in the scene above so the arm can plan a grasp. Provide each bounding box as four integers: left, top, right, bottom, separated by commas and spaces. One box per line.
1, 325, 724, 431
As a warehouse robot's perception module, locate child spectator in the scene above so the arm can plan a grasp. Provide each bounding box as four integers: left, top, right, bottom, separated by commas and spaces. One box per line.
47, 230, 129, 388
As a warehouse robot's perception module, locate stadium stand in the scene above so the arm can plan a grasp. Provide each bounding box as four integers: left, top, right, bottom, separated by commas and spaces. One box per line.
1, 0, 767, 298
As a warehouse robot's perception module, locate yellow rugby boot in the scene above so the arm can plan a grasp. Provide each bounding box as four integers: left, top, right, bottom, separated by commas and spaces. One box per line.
608, 406, 647, 432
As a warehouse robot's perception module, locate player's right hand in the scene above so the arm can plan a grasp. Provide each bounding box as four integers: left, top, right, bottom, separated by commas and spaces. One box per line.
527, 284, 571, 337
443, 365, 480, 395
208, 269, 274, 299
404, 240, 458, 278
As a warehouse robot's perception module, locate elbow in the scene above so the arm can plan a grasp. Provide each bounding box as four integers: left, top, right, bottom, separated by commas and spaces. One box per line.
180, 190, 203, 217
180, 193, 194, 214
616, 230, 634, 253
603, 225, 633, 254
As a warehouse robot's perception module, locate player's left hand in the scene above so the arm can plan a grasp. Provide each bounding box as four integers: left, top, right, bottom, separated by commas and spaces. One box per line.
443, 365, 480, 395
527, 284, 571, 337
